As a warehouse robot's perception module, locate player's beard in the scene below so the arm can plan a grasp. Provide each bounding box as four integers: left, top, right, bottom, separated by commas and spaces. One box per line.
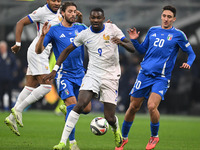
64, 15, 76, 25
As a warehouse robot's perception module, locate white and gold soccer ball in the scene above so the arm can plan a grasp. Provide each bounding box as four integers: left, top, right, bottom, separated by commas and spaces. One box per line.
90, 117, 109, 136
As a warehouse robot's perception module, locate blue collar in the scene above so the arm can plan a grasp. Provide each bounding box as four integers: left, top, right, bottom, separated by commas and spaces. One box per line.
90, 24, 105, 33
46, 4, 57, 14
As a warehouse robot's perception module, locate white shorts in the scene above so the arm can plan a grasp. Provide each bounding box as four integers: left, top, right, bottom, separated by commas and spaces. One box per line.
26, 47, 50, 76
80, 74, 119, 105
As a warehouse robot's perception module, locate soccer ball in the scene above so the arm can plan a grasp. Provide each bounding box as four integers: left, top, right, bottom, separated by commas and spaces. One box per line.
90, 117, 109, 136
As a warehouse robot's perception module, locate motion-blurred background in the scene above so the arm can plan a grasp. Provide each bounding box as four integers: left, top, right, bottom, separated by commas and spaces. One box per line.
0, 0, 200, 115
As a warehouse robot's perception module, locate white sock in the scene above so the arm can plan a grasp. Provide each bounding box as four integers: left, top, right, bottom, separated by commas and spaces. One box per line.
69, 140, 76, 144
14, 86, 35, 108
60, 110, 80, 144
16, 84, 51, 112
9, 86, 34, 121
111, 115, 119, 132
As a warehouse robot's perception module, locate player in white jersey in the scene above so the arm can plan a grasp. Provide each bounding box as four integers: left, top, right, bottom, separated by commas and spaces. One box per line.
44, 8, 135, 150
4, 0, 62, 136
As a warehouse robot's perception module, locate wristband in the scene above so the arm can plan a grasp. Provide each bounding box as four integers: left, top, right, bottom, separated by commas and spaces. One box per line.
53, 65, 59, 72
16, 42, 21, 47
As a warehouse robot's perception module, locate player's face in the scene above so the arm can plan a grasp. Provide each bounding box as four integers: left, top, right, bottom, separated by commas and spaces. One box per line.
47, 0, 61, 12
161, 10, 176, 29
62, 6, 77, 24
89, 11, 105, 32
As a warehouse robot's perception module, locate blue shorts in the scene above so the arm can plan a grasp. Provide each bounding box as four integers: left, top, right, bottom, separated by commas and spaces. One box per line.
129, 73, 170, 100
55, 77, 82, 100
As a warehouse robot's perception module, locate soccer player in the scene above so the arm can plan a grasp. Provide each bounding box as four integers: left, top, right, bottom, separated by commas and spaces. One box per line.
4, 0, 62, 136
116, 5, 196, 150
35, 2, 91, 150
44, 7, 135, 150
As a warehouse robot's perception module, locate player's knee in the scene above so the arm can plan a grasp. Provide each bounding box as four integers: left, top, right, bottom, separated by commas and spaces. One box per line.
32, 84, 51, 101
82, 102, 91, 114
147, 103, 157, 112
73, 103, 85, 114
82, 107, 91, 114
129, 103, 140, 113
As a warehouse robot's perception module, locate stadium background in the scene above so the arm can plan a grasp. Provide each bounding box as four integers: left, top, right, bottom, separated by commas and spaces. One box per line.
0, 0, 200, 115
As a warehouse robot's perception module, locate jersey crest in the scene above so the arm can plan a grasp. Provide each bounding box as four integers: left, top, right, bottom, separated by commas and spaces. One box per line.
58, 16, 63, 22
167, 34, 173, 41
103, 34, 110, 43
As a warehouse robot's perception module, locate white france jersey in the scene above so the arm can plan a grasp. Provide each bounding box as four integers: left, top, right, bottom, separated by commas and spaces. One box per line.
27, 4, 62, 57
73, 23, 125, 80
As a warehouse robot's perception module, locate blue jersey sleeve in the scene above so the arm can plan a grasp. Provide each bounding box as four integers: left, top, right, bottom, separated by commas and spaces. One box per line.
43, 28, 53, 47
177, 31, 196, 66
131, 29, 150, 54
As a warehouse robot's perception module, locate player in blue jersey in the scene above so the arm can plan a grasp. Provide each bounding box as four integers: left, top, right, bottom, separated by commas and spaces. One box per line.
35, 2, 91, 150
116, 5, 196, 150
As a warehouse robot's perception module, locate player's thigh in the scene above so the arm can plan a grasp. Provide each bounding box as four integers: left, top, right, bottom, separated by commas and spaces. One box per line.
130, 96, 145, 110
151, 78, 169, 100
56, 78, 77, 101
79, 75, 100, 98
148, 92, 161, 110
74, 90, 94, 113
27, 50, 50, 76
129, 73, 152, 100
35, 74, 52, 85
64, 96, 77, 106
100, 79, 119, 105
25, 75, 39, 87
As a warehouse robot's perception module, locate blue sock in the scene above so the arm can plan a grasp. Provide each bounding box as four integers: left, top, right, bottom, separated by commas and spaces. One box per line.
122, 120, 133, 138
150, 122, 160, 137
66, 104, 76, 141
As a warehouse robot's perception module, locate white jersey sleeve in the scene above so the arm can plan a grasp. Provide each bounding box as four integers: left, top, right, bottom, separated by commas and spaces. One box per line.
73, 29, 86, 48
112, 23, 125, 40
28, 7, 44, 23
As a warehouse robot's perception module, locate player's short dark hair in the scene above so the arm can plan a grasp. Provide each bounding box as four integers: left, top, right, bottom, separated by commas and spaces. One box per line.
162, 5, 176, 17
90, 7, 104, 16
61, 1, 77, 12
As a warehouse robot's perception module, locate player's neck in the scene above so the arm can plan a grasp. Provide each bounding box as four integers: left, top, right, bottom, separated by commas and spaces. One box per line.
161, 25, 173, 29
62, 21, 73, 28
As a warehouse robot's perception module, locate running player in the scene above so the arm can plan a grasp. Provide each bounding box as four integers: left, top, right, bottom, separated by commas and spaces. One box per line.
44, 7, 135, 150
4, 0, 62, 136
35, 2, 91, 150
116, 5, 196, 150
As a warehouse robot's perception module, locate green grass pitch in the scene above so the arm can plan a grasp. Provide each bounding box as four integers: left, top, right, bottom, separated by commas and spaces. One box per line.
0, 111, 200, 150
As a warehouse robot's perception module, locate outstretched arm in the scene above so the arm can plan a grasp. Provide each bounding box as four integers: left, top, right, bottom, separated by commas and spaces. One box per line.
127, 27, 148, 54
43, 44, 76, 81
35, 22, 51, 54
111, 37, 135, 53
11, 16, 32, 53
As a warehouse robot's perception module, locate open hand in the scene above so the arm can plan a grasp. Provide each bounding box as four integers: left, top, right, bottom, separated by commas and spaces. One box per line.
127, 27, 140, 40
180, 63, 190, 69
42, 22, 51, 36
43, 71, 56, 82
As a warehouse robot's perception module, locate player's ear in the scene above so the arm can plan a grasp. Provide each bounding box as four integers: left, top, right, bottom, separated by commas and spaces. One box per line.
173, 17, 176, 22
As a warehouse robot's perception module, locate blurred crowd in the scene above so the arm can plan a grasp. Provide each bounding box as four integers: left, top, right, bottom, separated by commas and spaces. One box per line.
0, 40, 26, 111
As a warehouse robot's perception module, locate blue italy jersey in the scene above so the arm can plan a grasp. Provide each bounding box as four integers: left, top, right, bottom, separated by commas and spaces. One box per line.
43, 22, 87, 81
131, 26, 196, 79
